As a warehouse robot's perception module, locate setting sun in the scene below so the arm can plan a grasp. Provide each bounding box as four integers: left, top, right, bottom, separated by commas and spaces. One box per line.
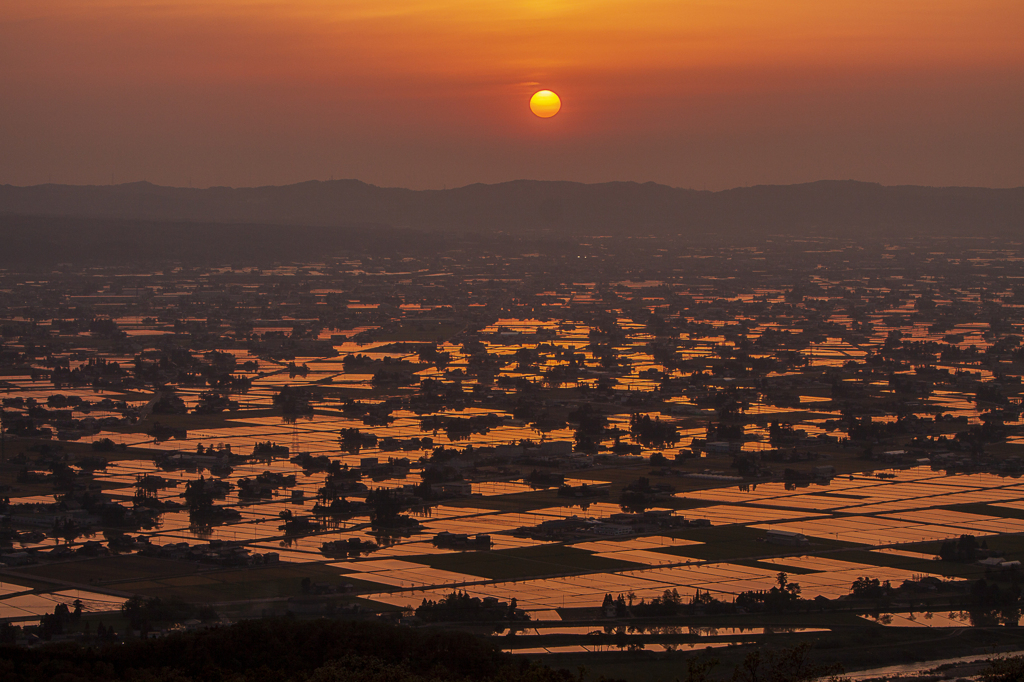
1, 0, 1020, 188
530, 90, 561, 118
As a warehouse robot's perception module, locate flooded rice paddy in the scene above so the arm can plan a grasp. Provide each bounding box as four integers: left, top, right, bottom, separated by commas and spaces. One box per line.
3, 237, 1024, 634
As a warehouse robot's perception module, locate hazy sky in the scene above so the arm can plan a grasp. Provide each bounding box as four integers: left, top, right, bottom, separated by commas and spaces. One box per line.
2, 1, 1022, 190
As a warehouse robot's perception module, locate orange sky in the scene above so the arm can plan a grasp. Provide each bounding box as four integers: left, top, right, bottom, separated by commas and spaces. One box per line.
2, 0, 1022, 189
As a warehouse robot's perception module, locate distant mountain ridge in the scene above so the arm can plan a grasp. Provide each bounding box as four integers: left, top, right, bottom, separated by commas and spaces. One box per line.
0, 179, 1021, 236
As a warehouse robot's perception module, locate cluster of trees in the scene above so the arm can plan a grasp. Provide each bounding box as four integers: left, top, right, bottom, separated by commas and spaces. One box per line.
416, 591, 528, 623
600, 572, 1018, 627
90, 437, 123, 452
630, 589, 685, 617
630, 413, 680, 448
605, 579, 804, 620
152, 392, 187, 415
121, 595, 218, 632
193, 390, 239, 414
728, 643, 843, 682
417, 345, 452, 368
625, 575, 803, 617
420, 414, 505, 441
365, 488, 420, 531
609, 572, 961, 621
182, 477, 239, 530
320, 537, 379, 559
849, 577, 893, 599
273, 385, 314, 416
37, 600, 83, 639
340, 428, 379, 452
251, 441, 288, 458
968, 578, 1021, 627
341, 398, 398, 426
735, 573, 802, 614
985, 656, 1024, 682
939, 534, 988, 563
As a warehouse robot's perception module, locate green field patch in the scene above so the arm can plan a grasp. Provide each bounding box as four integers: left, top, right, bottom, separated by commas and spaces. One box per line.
163, 575, 220, 587
0, 574, 50, 592
902, 532, 1024, 563
941, 503, 1024, 521
652, 527, 767, 561
667, 525, 766, 545
106, 562, 390, 602
112, 580, 163, 592
834, 546, 988, 577
730, 559, 819, 575
125, 579, 288, 602
838, 548, 983, 580
10, 554, 200, 586
207, 563, 362, 584
415, 545, 643, 580
652, 526, 859, 561
210, 563, 394, 593
977, 533, 1024, 558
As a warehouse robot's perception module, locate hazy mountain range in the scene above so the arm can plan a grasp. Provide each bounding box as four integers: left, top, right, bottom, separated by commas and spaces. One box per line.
2, 179, 1021, 237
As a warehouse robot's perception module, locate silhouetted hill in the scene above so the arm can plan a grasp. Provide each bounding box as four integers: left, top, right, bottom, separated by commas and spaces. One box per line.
0, 215, 443, 266
1, 179, 1021, 237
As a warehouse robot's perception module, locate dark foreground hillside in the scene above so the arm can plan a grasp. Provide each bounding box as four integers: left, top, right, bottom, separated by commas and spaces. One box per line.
0, 618, 541, 682
0, 617, 853, 682
0, 214, 441, 266
3, 617, 1022, 682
